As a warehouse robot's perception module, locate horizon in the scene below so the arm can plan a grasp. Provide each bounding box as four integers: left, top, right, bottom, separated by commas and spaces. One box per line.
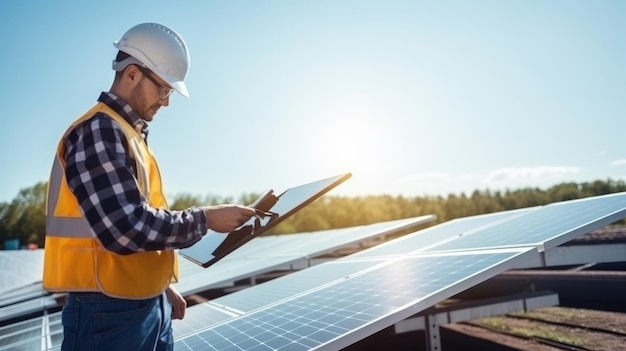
2, 175, 623, 205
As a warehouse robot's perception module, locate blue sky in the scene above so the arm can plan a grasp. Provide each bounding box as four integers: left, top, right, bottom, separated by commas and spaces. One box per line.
1, 1, 625, 203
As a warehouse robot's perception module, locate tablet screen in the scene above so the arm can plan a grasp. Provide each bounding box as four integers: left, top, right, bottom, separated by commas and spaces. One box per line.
179, 172, 351, 268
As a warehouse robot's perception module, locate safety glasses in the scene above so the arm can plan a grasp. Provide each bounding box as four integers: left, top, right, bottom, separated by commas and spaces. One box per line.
136, 65, 174, 99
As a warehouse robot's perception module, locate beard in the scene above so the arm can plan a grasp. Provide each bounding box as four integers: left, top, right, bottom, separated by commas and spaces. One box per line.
129, 79, 160, 122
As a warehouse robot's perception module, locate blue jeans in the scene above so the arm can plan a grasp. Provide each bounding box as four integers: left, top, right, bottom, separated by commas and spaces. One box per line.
61, 292, 173, 351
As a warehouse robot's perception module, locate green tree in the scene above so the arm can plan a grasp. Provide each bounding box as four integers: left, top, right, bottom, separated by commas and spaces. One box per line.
3, 178, 626, 249
168, 193, 236, 210
547, 182, 582, 202
169, 193, 203, 210
0, 182, 47, 249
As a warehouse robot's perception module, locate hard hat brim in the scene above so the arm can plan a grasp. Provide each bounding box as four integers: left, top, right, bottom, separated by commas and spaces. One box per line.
171, 81, 189, 97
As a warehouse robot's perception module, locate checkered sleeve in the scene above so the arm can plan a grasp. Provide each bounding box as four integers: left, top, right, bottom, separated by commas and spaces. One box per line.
64, 114, 208, 254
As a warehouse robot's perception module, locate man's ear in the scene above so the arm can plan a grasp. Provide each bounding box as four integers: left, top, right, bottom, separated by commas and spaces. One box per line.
124, 65, 141, 85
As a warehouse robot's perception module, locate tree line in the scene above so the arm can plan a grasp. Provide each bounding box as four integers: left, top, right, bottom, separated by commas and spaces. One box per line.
2, 179, 625, 249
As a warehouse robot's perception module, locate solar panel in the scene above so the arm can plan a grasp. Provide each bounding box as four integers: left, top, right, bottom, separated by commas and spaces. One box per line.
174, 248, 537, 351
173, 192, 626, 350
0, 250, 43, 295
427, 192, 626, 252
0, 311, 60, 351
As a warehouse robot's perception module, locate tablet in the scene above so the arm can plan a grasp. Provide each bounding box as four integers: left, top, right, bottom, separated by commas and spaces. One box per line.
178, 172, 351, 268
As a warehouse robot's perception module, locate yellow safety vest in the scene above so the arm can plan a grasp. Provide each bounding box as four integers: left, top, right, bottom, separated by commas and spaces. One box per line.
43, 102, 179, 299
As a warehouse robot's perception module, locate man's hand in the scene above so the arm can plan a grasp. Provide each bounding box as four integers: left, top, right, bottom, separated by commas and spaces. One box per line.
165, 285, 186, 320
203, 204, 256, 233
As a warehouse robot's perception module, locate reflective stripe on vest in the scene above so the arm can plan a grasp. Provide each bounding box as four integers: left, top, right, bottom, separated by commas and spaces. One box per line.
45, 156, 93, 237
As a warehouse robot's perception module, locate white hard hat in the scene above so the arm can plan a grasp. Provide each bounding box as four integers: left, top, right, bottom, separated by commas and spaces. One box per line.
112, 23, 190, 97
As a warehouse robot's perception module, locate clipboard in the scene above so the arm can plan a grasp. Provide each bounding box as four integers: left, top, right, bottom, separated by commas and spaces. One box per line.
178, 172, 352, 268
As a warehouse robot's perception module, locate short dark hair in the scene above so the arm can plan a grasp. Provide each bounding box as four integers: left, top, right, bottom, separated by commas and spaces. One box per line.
114, 51, 132, 79
115, 50, 131, 63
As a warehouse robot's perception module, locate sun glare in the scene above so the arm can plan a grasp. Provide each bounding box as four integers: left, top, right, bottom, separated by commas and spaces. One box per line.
311, 114, 392, 184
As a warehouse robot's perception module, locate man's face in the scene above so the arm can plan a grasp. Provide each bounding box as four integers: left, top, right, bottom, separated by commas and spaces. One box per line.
128, 68, 171, 122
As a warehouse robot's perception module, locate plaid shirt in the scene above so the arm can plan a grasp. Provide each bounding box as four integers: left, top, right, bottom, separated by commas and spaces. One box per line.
64, 92, 207, 254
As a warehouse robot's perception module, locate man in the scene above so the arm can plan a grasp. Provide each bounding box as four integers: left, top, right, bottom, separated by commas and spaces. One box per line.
43, 23, 256, 350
